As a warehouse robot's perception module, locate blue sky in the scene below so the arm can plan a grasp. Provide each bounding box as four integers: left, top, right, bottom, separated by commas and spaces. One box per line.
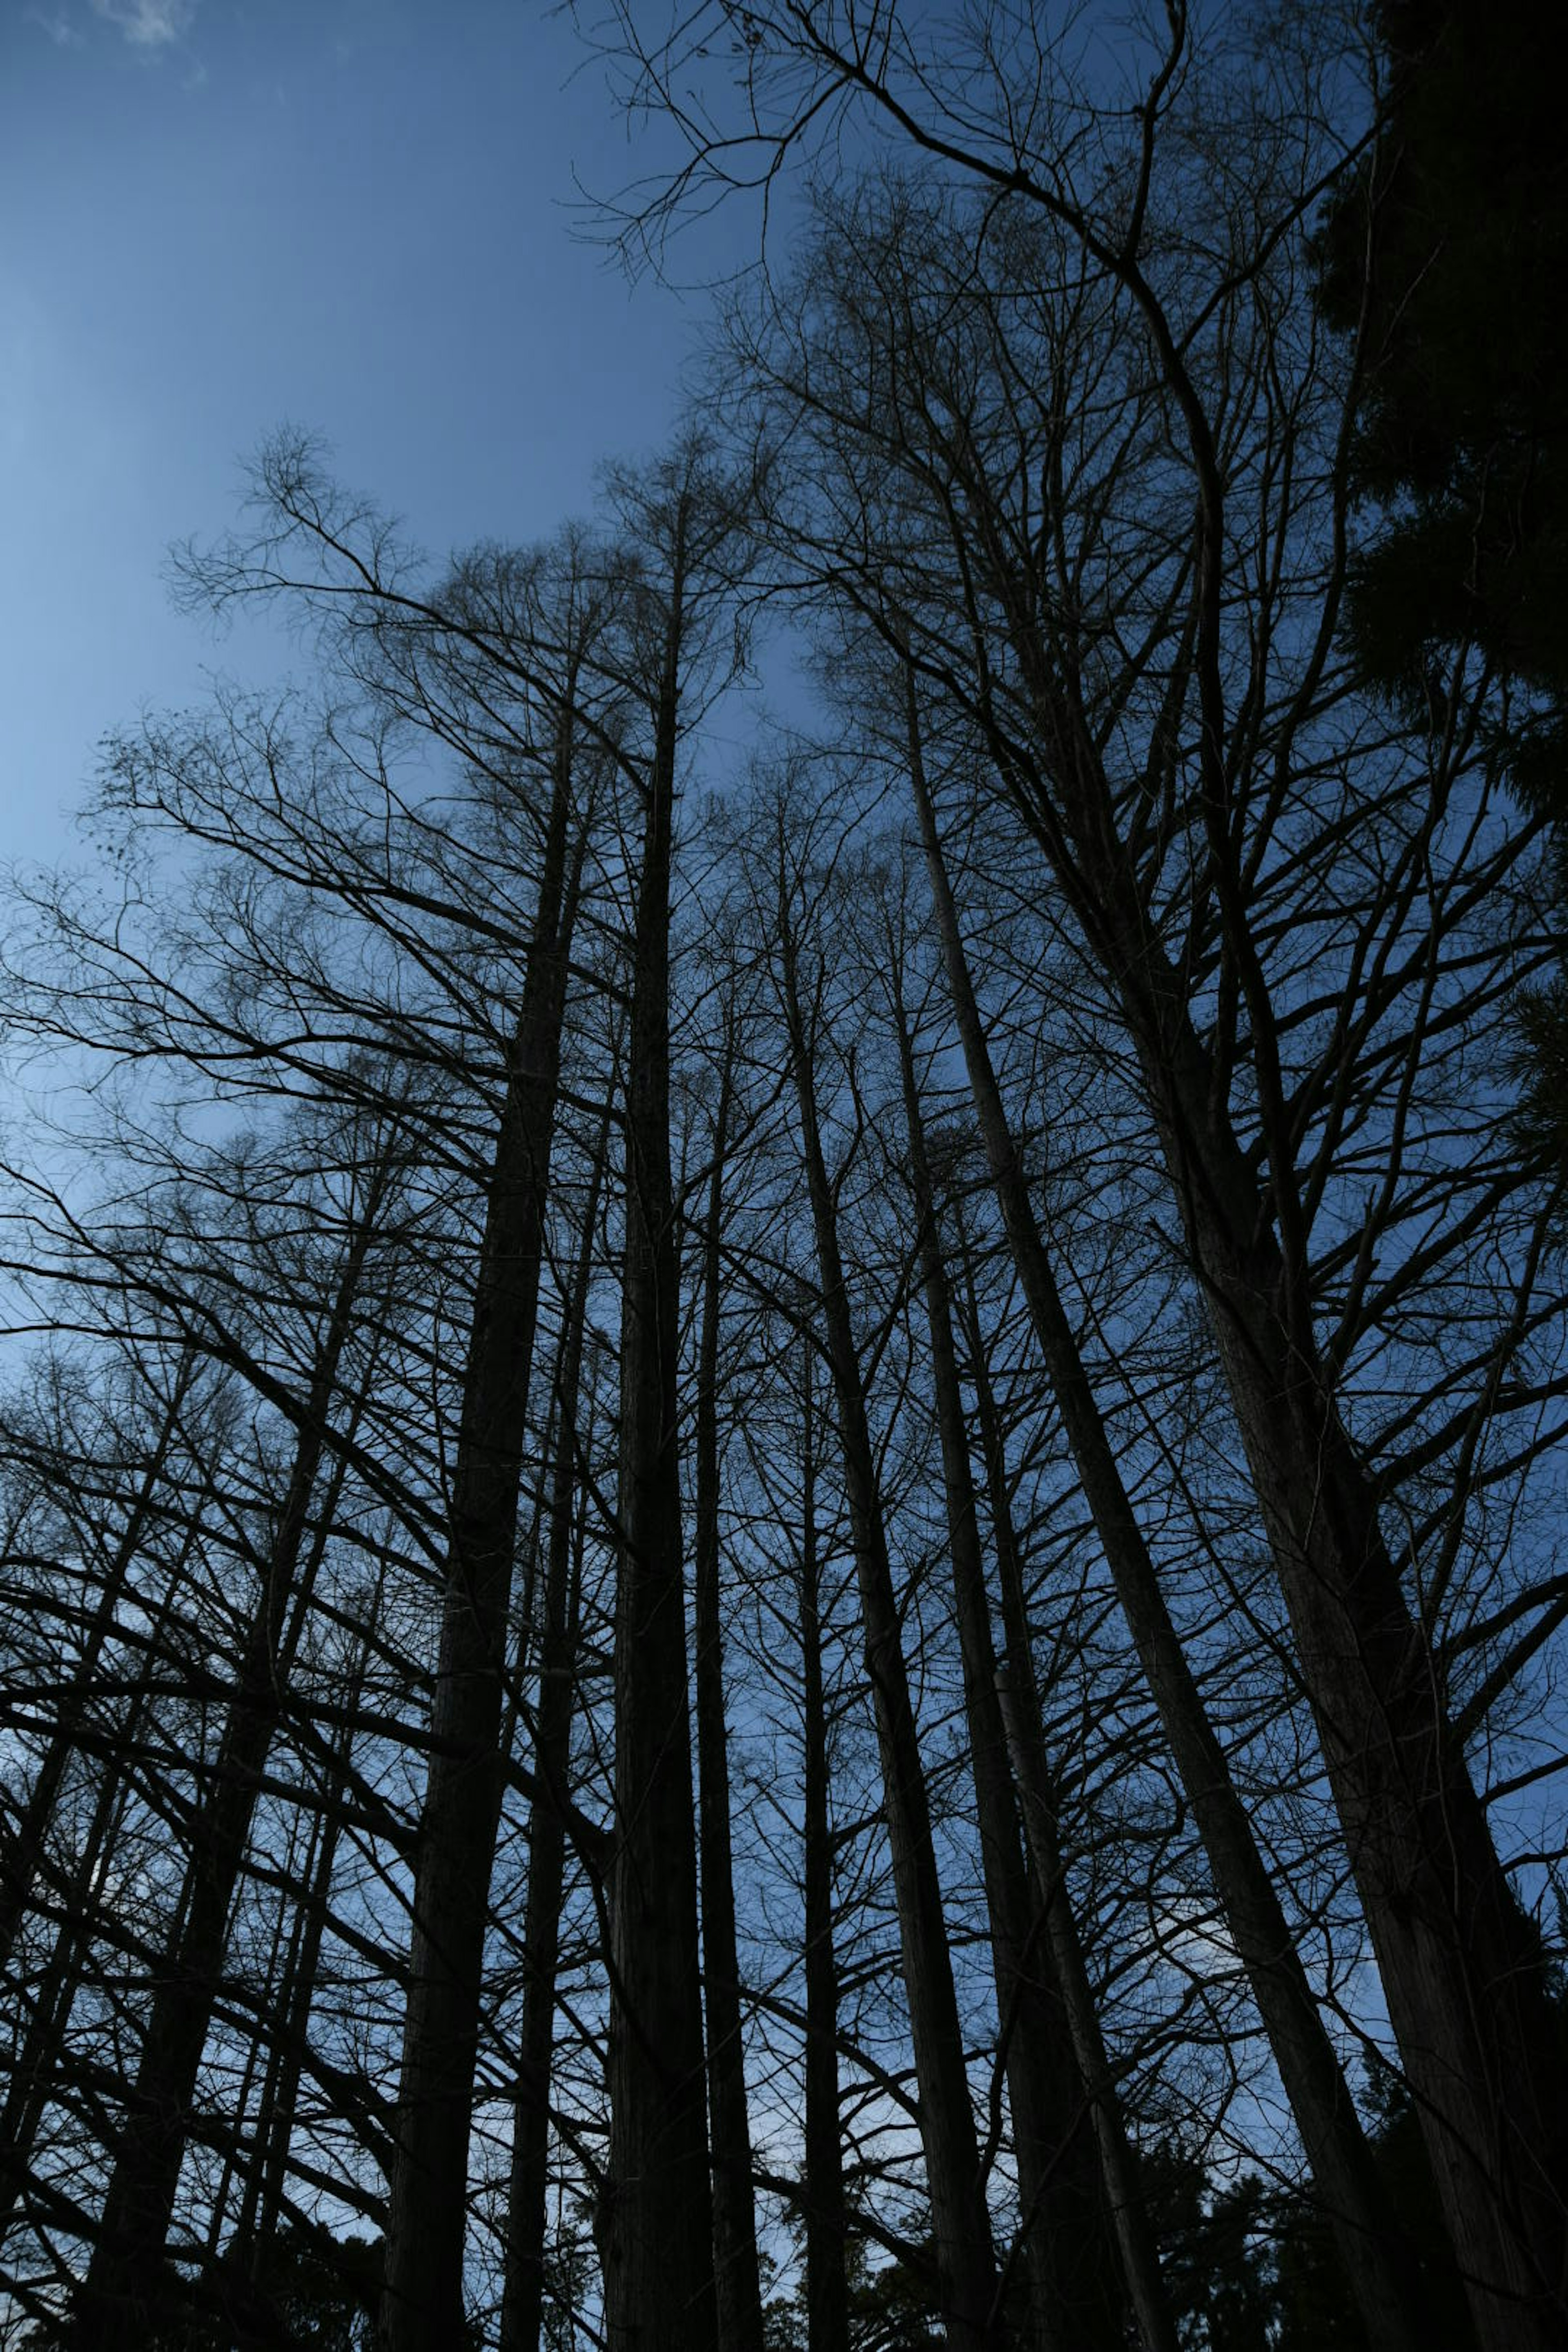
1, 0, 739, 860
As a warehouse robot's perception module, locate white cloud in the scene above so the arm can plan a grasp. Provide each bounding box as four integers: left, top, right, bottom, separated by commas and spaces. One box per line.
90, 0, 198, 46
24, 5, 85, 43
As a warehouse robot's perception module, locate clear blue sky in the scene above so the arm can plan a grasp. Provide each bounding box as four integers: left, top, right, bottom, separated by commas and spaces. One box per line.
1, 0, 739, 860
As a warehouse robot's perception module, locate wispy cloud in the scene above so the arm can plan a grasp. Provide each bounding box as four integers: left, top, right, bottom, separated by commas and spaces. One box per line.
24, 5, 85, 43
90, 0, 198, 46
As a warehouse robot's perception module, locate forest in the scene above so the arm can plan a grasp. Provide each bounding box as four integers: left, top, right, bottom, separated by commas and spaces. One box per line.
1, 1, 1565, 2346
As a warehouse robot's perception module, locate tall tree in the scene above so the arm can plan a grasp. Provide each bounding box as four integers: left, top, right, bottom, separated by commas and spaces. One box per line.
901, 686, 1432, 2352
581, 39, 1568, 2318
763, 793, 1001, 2352
884, 917, 1143, 2352
795, 1345, 850, 2352
689, 998, 767, 2352
500, 1095, 612, 2352
597, 446, 735, 2351
382, 571, 603, 2352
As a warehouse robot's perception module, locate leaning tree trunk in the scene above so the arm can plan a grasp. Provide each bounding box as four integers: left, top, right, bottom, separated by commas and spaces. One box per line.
1109, 309, 1568, 2345
890, 973, 1140, 2352
1113, 900, 1568, 2352
597, 498, 717, 2350
775, 876, 1000, 2352
77, 1214, 381, 2350
0, 1513, 202, 2247
907, 688, 1434, 2352
381, 728, 589, 2352
690, 1025, 766, 2352
966, 396, 1568, 2336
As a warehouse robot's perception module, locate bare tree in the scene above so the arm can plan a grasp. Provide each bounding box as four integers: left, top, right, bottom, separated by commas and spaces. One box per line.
758, 784, 1002, 2351
596, 442, 746, 2351
499, 1094, 612, 2352
570, 35, 1568, 2319
883, 895, 1148, 2352
381, 555, 605, 2352
688, 991, 767, 2352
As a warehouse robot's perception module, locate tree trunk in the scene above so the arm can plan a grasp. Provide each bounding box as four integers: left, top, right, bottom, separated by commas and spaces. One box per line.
890, 974, 1138, 2352
500, 1113, 608, 2352
382, 729, 589, 2352
231, 1577, 381, 2274
691, 1027, 766, 2352
907, 689, 1433, 2352
78, 1217, 379, 2348
597, 498, 718, 2350
1113, 901, 1568, 2352
774, 860, 1000, 2352
956, 1230, 1144, 2351
798, 1345, 850, 2352
0, 1519, 200, 2245
992, 1662, 1175, 2352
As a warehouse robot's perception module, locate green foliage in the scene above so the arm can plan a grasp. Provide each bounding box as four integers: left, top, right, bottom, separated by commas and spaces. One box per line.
540, 2222, 596, 2351
843, 2235, 944, 2350
758, 2223, 948, 2351
1317, 0, 1568, 1182
1318, 0, 1568, 717
235, 2229, 381, 2350
1134, 2063, 1483, 2352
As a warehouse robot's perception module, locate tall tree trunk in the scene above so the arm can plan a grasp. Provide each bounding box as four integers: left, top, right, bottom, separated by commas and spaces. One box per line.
691, 1025, 766, 2352
969, 401, 1568, 2332
597, 496, 718, 2350
955, 1229, 1143, 2350
890, 973, 1138, 2352
382, 730, 589, 2352
774, 860, 1000, 2352
906, 688, 1433, 2352
77, 1214, 381, 2349
798, 1345, 850, 2352
500, 1112, 609, 2352
991, 1659, 1174, 2352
